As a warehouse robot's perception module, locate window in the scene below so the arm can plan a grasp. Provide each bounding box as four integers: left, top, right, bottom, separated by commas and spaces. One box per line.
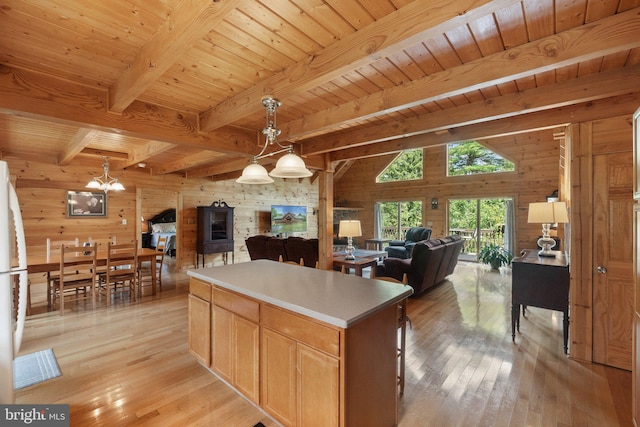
447, 141, 514, 176
376, 149, 423, 183
378, 201, 422, 240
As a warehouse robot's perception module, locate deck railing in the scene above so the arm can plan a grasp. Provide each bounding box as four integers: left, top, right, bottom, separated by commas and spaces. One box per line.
379, 226, 505, 255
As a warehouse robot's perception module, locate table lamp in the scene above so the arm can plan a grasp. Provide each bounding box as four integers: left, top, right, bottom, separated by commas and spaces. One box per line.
339, 220, 362, 260
527, 201, 569, 257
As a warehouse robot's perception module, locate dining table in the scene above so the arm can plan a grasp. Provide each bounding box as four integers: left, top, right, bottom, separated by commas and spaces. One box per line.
25, 247, 163, 296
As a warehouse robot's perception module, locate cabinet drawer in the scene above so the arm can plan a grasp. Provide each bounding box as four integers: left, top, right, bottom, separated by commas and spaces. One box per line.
212, 287, 260, 323
262, 304, 340, 357
190, 278, 211, 302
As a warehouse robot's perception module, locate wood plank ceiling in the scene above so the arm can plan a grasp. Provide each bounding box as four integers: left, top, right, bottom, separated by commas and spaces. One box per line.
0, 0, 639, 180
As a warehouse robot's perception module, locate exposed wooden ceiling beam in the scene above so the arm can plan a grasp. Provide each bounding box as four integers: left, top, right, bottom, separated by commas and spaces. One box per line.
0, 65, 256, 156
304, 63, 640, 156
80, 148, 130, 159
185, 156, 255, 179
123, 140, 176, 169
153, 150, 229, 175
198, 0, 521, 131
59, 128, 100, 165
330, 92, 640, 162
286, 7, 640, 142
109, 0, 242, 113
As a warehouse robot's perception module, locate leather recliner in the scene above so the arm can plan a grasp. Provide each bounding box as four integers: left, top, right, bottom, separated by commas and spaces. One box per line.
384, 227, 432, 259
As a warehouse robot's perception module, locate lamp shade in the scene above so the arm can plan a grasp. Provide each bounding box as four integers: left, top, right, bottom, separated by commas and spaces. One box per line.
236, 162, 274, 184
527, 201, 569, 223
269, 153, 313, 178
338, 220, 362, 237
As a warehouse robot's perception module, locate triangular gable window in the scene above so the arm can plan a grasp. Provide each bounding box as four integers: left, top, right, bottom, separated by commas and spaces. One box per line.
447, 141, 514, 176
376, 149, 423, 183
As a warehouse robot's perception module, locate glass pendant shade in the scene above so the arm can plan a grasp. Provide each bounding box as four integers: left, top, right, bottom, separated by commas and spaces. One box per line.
86, 157, 125, 192
86, 180, 102, 189
236, 162, 274, 184
269, 153, 312, 178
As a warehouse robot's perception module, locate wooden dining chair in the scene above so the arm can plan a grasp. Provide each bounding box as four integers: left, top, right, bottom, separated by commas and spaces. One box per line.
138, 236, 167, 296
373, 272, 410, 396
278, 254, 304, 266
99, 241, 138, 306
52, 243, 97, 316
46, 237, 80, 308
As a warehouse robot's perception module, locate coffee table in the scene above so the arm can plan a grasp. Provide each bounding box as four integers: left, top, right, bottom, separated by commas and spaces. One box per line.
332, 249, 387, 277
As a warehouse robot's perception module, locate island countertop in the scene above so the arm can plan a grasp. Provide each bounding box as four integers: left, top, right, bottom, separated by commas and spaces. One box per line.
187, 259, 413, 328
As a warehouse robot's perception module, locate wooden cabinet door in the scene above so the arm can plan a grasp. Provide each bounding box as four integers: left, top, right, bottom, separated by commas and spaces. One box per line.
233, 315, 259, 403
211, 305, 233, 382
188, 294, 210, 365
297, 343, 340, 427
262, 328, 297, 427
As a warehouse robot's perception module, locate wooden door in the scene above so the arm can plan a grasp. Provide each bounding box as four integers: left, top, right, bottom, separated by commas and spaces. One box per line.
593, 151, 634, 370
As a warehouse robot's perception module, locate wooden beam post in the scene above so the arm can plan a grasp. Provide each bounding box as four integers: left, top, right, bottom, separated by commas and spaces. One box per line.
318, 154, 334, 270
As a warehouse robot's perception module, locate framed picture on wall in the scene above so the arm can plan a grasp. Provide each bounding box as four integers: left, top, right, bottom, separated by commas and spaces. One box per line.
67, 191, 107, 217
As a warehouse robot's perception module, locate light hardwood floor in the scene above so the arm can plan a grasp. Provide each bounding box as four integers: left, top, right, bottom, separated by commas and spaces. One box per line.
17, 260, 631, 426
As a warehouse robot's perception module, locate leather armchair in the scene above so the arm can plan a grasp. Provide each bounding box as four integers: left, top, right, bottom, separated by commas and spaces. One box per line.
385, 227, 432, 259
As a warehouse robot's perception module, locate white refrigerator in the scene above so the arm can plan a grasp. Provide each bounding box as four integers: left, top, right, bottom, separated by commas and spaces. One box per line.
0, 160, 28, 404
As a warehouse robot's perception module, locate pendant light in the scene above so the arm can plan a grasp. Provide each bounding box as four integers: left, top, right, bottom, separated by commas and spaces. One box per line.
86, 156, 125, 192
236, 97, 312, 184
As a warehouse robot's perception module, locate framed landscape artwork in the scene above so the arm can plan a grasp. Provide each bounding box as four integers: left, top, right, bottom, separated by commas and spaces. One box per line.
67, 191, 107, 217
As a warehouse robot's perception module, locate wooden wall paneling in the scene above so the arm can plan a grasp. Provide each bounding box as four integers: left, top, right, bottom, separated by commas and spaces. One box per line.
633, 106, 640, 426
570, 122, 594, 362
6, 155, 319, 281
592, 116, 635, 155
334, 129, 559, 250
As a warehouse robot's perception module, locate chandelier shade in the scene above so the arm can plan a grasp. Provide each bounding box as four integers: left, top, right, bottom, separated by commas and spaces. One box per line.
235, 162, 274, 184
236, 96, 312, 184
269, 152, 313, 178
86, 156, 125, 192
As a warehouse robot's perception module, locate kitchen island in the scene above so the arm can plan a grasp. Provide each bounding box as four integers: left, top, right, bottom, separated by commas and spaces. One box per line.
187, 259, 413, 427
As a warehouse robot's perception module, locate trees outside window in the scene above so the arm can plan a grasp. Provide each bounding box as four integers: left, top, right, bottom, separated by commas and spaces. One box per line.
447, 141, 514, 176
376, 149, 423, 183
379, 201, 422, 240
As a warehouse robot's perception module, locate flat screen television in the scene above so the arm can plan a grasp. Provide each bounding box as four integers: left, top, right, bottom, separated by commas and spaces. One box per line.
271, 205, 307, 234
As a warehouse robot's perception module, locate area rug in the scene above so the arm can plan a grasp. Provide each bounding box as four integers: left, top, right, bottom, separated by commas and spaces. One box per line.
13, 348, 61, 390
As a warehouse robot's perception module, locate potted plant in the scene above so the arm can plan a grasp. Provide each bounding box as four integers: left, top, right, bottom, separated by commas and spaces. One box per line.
478, 243, 513, 270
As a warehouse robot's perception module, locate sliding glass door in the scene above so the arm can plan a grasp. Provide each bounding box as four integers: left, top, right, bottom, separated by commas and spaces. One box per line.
448, 198, 512, 261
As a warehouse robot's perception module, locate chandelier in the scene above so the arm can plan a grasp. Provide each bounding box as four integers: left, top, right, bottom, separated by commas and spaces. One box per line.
86, 156, 125, 192
236, 96, 312, 184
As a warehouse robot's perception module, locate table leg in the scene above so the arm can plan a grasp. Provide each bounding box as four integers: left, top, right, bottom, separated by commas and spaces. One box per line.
563, 310, 569, 354
355, 266, 363, 277
511, 303, 519, 342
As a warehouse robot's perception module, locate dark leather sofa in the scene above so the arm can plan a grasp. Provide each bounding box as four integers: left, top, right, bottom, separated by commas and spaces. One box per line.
245, 235, 319, 268
385, 227, 432, 259
376, 235, 463, 296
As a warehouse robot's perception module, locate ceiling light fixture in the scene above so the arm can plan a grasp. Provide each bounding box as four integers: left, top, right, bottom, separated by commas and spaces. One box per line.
236, 96, 312, 184
86, 156, 125, 192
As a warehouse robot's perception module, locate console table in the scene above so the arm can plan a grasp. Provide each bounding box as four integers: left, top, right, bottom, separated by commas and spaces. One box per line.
511, 249, 570, 353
